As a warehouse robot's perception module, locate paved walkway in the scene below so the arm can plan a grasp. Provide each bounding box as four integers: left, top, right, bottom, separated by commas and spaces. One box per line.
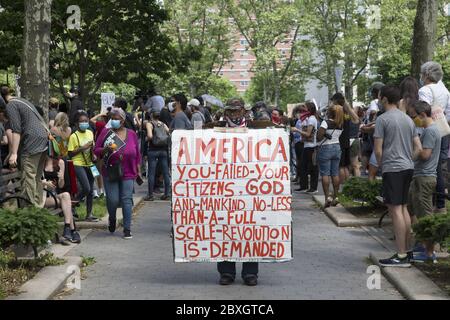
61, 186, 402, 300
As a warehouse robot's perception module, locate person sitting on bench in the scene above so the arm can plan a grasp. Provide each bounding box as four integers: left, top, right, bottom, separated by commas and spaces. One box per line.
41, 155, 81, 244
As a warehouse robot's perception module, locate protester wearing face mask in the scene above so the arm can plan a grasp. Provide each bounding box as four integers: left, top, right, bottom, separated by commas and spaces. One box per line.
169, 94, 193, 131
216, 98, 259, 287
94, 108, 142, 240
223, 99, 247, 128
68, 112, 99, 222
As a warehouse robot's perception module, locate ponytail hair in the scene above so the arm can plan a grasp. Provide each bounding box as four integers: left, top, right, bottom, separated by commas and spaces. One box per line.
328, 104, 344, 129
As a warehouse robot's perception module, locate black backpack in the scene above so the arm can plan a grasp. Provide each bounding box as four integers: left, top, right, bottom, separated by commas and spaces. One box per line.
151, 121, 169, 147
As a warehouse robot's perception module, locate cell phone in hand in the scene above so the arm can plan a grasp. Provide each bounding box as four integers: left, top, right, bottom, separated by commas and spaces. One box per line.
136, 176, 144, 186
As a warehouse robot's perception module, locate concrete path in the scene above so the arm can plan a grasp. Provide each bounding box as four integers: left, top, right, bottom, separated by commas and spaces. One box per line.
62, 188, 402, 300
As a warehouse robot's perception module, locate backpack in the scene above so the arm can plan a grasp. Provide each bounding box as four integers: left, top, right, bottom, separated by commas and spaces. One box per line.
151, 121, 169, 147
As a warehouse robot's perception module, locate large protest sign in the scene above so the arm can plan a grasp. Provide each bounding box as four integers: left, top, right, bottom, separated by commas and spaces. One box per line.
171, 128, 292, 263
101, 92, 115, 113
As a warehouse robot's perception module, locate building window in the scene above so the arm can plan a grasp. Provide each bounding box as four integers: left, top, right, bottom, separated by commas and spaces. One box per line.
240, 81, 249, 87
240, 60, 248, 66
240, 39, 248, 46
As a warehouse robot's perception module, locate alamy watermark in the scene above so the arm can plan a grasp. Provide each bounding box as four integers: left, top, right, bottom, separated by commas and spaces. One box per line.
366, 265, 381, 290
66, 265, 81, 290
67, 5, 81, 30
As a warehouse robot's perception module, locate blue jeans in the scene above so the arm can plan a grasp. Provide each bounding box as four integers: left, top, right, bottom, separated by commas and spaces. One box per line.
74, 166, 94, 215
147, 149, 171, 196
104, 177, 134, 231
318, 144, 341, 177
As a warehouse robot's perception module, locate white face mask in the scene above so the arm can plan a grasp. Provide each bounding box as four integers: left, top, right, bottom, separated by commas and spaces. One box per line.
168, 102, 175, 112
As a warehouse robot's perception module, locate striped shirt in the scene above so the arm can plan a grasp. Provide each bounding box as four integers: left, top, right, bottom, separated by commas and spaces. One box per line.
6, 98, 48, 156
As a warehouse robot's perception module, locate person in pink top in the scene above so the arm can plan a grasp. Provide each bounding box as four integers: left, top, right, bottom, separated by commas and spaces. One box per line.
94, 108, 141, 239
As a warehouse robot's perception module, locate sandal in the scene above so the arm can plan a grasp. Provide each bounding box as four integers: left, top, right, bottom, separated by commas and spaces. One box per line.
331, 198, 340, 207
324, 197, 333, 208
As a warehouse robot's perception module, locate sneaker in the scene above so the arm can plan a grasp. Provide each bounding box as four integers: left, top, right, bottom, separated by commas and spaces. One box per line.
144, 195, 155, 202
412, 244, 426, 253
123, 229, 133, 240
62, 225, 72, 241
160, 195, 171, 201
219, 274, 235, 286
379, 254, 411, 268
407, 251, 414, 261
411, 252, 437, 264
307, 189, 318, 194
243, 274, 258, 286
108, 219, 117, 233
70, 231, 81, 244
294, 188, 308, 193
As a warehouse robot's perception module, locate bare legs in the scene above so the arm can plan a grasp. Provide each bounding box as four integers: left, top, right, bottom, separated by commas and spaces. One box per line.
387, 204, 411, 255
322, 175, 340, 206
45, 192, 75, 229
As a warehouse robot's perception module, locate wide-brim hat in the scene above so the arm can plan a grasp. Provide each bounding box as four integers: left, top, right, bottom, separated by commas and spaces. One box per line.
224, 98, 245, 111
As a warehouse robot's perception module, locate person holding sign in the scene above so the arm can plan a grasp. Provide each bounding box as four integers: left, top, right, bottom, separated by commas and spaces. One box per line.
68, 112, 99, 222
216, 98, 259, 287
94, 108, 142, 240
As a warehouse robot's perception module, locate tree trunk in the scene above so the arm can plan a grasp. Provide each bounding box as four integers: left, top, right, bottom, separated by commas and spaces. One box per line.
272, 60, 281, 108
411, 0, 438, 79
19, 0, 52, 121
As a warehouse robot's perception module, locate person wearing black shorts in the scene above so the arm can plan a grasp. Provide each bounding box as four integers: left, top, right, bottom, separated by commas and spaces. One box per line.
374, 86, 422, 268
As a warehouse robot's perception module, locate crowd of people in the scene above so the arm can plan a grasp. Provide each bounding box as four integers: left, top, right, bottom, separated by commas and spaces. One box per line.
0, 60, 449, 286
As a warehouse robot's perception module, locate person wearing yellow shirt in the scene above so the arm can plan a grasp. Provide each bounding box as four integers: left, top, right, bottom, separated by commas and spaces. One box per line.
68, 111, 99, 222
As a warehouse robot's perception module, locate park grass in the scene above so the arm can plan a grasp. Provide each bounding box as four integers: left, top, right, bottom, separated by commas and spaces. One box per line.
0, 252, 65, 300
414, 257, 450, 297
74, 197, 107, 221
338, 193, 386, 219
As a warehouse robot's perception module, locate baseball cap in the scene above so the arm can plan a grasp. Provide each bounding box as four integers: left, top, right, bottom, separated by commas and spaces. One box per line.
188, 99, 201, 107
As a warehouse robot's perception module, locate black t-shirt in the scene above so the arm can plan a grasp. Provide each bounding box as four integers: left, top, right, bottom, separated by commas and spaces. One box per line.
339, 119, 351, 149
160, 108, 173, 128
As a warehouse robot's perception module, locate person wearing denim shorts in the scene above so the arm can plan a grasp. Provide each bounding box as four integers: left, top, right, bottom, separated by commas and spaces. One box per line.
317, 105, 344, 208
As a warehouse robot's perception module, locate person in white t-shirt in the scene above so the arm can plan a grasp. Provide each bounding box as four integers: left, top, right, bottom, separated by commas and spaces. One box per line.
418, 61, 450, 213
291, 101, 319, 193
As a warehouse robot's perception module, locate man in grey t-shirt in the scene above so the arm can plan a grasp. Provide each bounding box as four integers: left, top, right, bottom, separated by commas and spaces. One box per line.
169, 94, 193, 131
408, 101, 441, 263
4, 92, 49, 207
374, 85, 422, 268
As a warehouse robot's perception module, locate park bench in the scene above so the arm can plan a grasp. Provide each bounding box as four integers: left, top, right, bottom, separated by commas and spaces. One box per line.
0, 170, 64, 217
0, 170, 67, 255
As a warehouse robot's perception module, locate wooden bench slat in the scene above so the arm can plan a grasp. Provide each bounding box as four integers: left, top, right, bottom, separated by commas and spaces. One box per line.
0, 181, 22, 194
1, 172, 22, 181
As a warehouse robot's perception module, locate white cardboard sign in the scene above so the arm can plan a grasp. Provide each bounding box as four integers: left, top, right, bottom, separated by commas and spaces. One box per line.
171, 129, 293, 263
101, 92, 115, 113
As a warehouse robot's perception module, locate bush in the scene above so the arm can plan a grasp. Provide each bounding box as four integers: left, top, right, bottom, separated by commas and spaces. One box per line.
342, 177, 382, 207
0, 207, 58, 256
413, 213, 450, 250
0, 249, 15, 268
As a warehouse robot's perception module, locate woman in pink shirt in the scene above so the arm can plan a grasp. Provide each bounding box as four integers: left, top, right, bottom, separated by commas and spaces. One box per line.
94, 108, 141, 239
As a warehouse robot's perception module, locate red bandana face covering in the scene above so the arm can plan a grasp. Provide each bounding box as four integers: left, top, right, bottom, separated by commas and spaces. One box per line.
272, 115, 282, 124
